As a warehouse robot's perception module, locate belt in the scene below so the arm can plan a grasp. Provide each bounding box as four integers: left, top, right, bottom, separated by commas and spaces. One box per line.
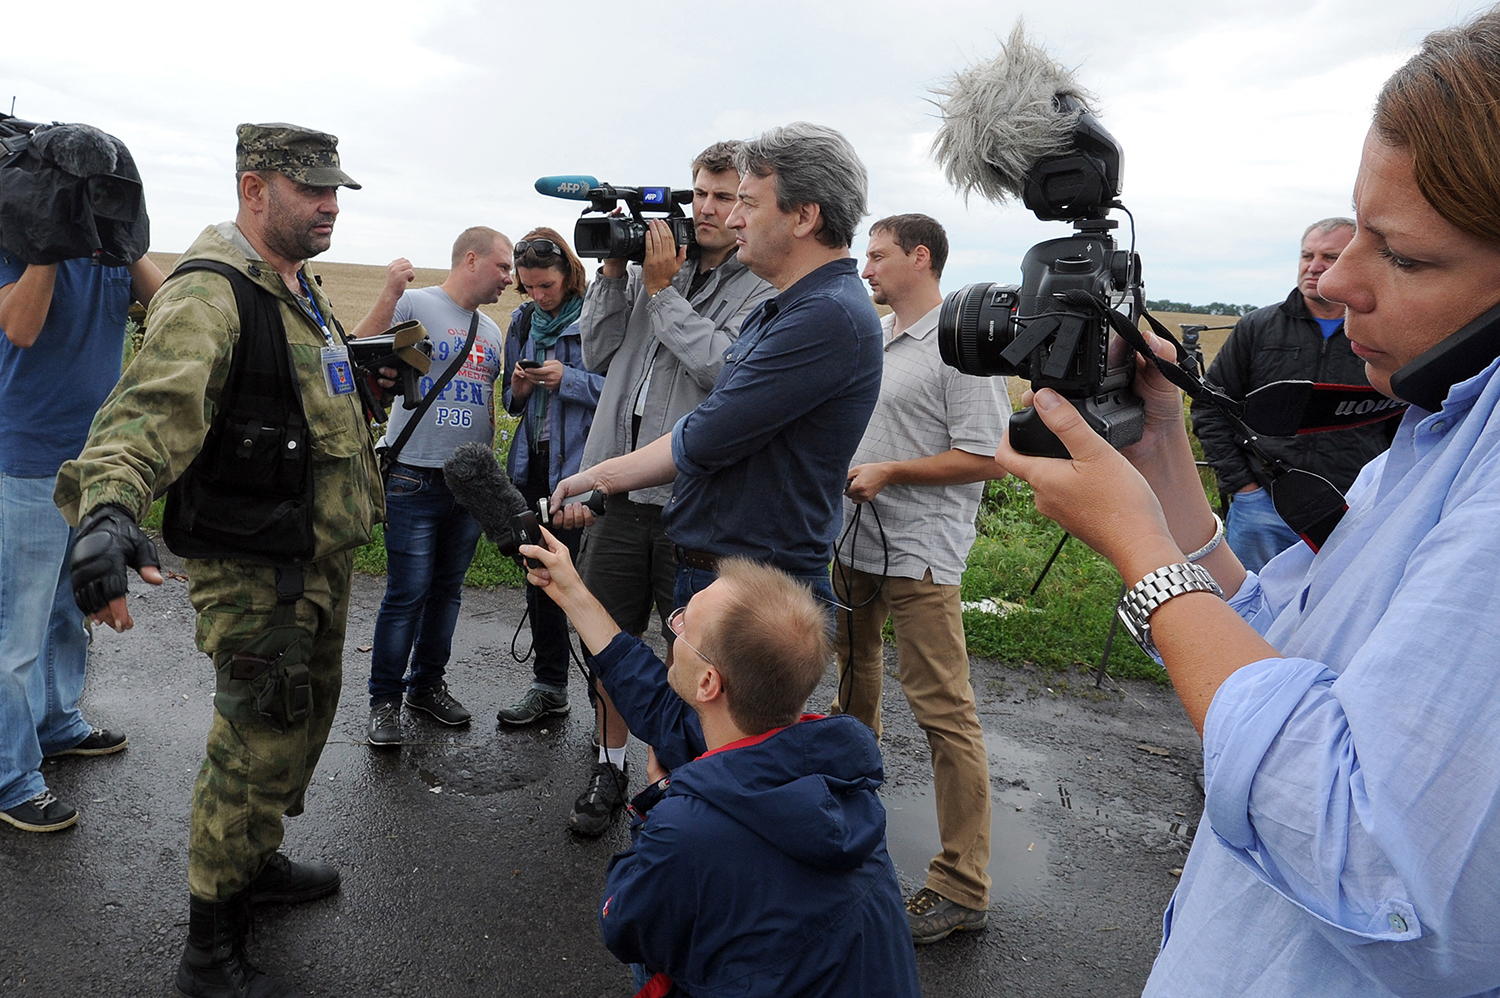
675, 546, 719, 572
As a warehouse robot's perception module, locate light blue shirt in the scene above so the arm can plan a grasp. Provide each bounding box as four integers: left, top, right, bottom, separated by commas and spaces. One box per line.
1145, 356, 1500, 997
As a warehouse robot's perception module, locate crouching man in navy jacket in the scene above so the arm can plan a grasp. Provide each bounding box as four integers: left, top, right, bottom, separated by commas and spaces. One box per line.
520, 527, 920, 998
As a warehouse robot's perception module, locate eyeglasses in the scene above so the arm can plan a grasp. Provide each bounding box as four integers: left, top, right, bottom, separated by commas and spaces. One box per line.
667, 606, 714, 667
514, 238, 565, 259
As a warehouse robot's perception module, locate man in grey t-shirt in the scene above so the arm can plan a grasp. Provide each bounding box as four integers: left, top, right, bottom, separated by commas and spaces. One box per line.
351, 227, 513, 746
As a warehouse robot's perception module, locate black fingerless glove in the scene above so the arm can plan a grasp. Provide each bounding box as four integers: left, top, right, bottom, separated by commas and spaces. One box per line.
70, 504, 159, 615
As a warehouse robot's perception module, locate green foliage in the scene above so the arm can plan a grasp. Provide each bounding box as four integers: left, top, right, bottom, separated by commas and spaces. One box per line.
961, 478, 1167, 682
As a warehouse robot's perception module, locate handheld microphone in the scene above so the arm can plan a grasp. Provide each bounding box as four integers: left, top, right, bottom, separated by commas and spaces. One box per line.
929, 22, 1096, 206
534, 175, 601, 201
443, 442, 530, 547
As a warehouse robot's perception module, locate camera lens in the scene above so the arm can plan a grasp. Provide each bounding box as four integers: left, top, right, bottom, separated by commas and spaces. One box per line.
937, 283, 1022, 377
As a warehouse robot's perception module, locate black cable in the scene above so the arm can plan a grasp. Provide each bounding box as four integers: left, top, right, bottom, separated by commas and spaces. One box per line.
831, 496, 889, 720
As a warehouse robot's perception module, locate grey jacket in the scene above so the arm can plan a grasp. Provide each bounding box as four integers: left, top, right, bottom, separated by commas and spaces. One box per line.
578, 250, 774, 505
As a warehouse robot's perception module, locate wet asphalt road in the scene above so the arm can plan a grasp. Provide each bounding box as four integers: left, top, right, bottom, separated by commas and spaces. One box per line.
0, 551, 1203, 997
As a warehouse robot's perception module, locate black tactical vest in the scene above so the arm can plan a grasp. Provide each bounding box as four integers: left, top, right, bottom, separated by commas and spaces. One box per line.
162, 260, 315, 563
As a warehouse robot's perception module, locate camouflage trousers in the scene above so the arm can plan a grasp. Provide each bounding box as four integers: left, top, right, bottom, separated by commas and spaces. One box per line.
183, 551, 352, 901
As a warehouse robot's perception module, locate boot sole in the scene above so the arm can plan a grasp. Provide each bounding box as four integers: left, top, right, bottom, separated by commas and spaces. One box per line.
251, 880, 341, 906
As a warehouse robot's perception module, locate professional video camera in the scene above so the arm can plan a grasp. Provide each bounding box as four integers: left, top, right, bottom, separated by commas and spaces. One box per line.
930, 31, 1145, 459
535, 175, 695, 262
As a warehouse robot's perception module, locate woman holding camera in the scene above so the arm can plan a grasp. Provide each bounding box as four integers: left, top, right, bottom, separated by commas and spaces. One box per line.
999, 11, 1500, 996
498, 228, 602, 728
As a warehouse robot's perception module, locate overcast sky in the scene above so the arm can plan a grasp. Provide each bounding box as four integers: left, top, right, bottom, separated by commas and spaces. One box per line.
3, 0, 1489, 308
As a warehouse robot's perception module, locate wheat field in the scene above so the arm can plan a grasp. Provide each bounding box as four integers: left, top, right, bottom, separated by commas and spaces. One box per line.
145, 252, 1240, 409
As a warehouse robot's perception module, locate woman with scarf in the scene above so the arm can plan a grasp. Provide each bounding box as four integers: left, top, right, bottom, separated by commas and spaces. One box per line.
499, 228, 603, 726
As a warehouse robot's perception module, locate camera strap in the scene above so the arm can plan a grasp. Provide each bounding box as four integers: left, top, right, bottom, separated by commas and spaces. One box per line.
1064, 290, 1360, 550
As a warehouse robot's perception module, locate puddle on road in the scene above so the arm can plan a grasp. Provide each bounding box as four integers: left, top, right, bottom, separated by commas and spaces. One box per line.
882, 784, 1049, 896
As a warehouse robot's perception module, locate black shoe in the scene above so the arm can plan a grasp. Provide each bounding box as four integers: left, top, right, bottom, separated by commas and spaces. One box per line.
367, 701, 402, 747
0, 790, 78, 832
568, 761, 627, 837
906, 887, 989, 944
45, 727, 128, 758
496, 688, 569, 726
405, 682, 471, 726
247, 852, 340, 906
176, 893, 300, 997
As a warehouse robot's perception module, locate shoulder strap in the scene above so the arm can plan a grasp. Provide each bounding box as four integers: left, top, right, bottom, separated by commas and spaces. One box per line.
386, 308, 480, 464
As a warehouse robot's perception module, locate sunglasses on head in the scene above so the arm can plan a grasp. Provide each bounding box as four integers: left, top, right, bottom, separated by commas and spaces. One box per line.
515, 238, 565, 259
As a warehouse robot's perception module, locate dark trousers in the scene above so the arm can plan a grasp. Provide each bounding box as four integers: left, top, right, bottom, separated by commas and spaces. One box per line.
519, 456, 582, 690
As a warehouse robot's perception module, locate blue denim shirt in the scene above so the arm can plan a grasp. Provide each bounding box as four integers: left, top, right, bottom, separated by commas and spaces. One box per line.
1146, 355, 1500, 997
663, 258, 882, 575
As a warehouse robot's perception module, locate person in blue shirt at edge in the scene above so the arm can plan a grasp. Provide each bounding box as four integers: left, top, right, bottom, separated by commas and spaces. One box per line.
996, 8, 1500, 995
496, 229, 604, 735
517, 523, 920, 998
548, 122, 883, 614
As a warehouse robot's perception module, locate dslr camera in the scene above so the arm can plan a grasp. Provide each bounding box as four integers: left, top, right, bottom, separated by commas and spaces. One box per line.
535, 176, 695, 262
937, 97, 1144, 458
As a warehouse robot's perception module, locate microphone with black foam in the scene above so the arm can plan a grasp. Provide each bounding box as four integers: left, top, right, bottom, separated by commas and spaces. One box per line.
443, 442, 530, 548
928, 21, 1096, 206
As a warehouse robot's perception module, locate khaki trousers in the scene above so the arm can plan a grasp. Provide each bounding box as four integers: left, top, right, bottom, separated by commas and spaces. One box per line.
831, 565, 992, 910
184, 552, 352, 901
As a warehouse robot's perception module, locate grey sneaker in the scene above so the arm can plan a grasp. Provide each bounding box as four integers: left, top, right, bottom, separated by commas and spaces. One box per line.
496, 688, 569, 726
906, 887, 988, 944
406, 683, 471, 726
568, 761, 627, 837
367, 701, 402, 747
1, 790, 79, 832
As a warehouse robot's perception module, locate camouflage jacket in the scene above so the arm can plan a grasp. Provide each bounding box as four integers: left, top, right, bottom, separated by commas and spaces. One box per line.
55, 222, 383, 559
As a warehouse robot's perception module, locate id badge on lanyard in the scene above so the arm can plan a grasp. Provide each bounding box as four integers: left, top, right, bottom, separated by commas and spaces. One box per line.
298, 272, 354, 397
322, 345, 356, 396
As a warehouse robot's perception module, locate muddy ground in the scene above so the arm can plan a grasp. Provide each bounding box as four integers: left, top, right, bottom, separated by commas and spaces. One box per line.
0, 547, 1203, 997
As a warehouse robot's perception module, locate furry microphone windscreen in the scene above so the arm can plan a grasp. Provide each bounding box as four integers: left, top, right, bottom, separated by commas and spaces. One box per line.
30, 123, 123, 178
443, 442, 531, 546
929, 21, 1095, 204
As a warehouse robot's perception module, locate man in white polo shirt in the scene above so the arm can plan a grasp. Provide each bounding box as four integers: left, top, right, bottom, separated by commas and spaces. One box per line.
833, 213, 1008, 945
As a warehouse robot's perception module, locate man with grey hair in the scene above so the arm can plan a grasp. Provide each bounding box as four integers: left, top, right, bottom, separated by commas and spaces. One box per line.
1193, 217, 1393, 571
552, 122, 882, 615
551, 141, 775, 837
351, 227, 514, 747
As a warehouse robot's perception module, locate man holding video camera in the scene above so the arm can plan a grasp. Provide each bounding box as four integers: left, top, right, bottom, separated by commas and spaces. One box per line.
54, 123, 382, 998
350, 227, 512, 747
519, 525, 920, 997
552, 123, 882, 611
563, 140, 774, 837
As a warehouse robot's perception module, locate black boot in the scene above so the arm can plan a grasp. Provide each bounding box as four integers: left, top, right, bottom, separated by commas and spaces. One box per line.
247, 852, 341, 906
175, 893, 300, 998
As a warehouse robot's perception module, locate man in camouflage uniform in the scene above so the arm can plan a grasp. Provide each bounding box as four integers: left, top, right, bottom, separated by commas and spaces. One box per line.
55, 123, 382, 998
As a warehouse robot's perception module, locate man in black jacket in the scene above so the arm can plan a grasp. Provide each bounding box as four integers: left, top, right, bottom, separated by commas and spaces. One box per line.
1192, 217, 1393, 571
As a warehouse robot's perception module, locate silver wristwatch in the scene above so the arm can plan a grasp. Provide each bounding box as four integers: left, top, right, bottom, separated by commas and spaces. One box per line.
1116, 563, 1224, 656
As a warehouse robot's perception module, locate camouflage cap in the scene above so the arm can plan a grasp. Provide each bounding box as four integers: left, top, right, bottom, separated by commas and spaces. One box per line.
235, 122, 361, 189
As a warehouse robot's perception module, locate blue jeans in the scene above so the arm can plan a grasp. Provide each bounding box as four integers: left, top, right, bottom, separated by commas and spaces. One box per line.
1225, 486, 1302, 574
0, 473, 92, 810
368, 465, 484, 705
